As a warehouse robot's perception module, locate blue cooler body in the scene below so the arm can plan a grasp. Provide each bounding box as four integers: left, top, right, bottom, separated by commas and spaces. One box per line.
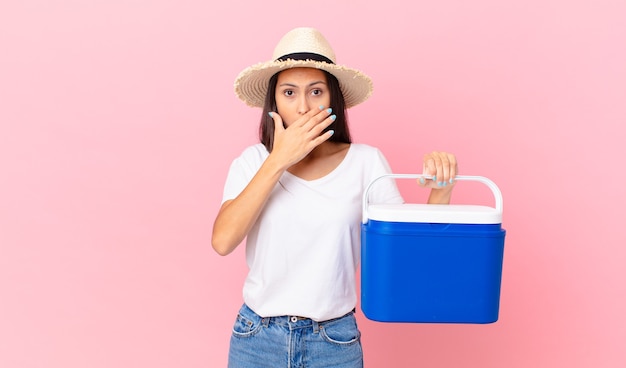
360, 175, 506, 324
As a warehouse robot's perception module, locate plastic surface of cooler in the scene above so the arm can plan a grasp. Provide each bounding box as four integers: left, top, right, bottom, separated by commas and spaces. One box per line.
360, 174, 506, 323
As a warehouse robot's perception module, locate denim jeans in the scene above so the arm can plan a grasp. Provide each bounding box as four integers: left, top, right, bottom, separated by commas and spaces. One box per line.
228, 304, 363, 368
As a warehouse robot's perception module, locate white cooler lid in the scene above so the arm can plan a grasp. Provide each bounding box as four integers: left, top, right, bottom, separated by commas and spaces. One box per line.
367, 203, 502, 224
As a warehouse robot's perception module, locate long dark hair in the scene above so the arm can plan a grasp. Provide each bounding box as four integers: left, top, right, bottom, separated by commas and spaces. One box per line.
259, 70, 351, 152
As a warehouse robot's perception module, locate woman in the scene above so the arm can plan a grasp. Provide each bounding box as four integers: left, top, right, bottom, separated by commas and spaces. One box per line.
212, 27, 457, 368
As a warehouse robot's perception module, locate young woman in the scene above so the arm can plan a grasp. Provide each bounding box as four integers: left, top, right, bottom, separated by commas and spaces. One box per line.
212, 27, 458, 368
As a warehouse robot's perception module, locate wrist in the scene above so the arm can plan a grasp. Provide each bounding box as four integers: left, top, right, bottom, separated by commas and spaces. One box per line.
427, 186, 453, 204
264, 153, 291, 175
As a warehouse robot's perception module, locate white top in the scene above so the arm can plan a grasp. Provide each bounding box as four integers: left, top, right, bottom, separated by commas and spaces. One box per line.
222, 143, 403, 321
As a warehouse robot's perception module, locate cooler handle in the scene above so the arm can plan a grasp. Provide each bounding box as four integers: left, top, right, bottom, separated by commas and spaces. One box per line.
362, 174, 503, 224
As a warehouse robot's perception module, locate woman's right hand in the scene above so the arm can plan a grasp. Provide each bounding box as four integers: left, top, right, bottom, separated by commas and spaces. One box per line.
212, 106, 335, 256
212, 107, 335, 256
268, 106, 336, 168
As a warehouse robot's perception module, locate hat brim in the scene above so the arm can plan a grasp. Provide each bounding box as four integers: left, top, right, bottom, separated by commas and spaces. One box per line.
234, 59, 373, 109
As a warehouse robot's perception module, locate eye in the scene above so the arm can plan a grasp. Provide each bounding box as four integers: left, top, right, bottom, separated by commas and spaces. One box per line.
311, 89, 322, 96
283, 90, 294, 97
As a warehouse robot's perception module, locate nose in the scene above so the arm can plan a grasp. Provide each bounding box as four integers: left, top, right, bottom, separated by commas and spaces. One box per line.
297, 94, 311, 115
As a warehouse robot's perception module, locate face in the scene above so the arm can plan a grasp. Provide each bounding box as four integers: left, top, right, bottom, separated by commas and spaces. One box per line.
275, 68, 331, 127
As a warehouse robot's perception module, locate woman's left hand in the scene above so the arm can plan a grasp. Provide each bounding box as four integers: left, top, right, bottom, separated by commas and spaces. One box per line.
419, 151, 458, 189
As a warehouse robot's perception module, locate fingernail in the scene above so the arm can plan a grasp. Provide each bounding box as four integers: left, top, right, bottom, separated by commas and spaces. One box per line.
443, 181, 448, 187
432, 175, 437, 182
326, 108, 333, 114
319, 105, 325, 110
328, 130, 335, 136
268, 112, 273, 117
330, 115, 336, 121
438, 182, 444, 187
419, 178, 425, 185
449, 178, 455, 184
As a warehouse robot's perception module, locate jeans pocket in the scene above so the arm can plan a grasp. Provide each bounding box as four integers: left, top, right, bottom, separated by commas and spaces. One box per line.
231, 309, 263, 338
319, 314, 361, 346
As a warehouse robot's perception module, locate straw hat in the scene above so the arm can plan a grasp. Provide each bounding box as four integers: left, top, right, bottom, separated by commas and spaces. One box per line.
234, 27, 373, 108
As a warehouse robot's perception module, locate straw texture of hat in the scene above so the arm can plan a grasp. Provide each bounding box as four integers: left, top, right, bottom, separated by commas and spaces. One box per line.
234, 27, 373, 109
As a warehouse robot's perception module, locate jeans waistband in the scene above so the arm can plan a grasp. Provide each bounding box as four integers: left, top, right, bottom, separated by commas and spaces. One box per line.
288, 308, 356, 323
242, 304, 355, 326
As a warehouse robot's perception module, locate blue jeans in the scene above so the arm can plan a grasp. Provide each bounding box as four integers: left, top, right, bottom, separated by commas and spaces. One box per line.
228, 304, 363, 368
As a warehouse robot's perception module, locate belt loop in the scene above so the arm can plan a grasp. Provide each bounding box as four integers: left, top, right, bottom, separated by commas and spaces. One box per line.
261, 317, 270, 327
312, 320, 320, 333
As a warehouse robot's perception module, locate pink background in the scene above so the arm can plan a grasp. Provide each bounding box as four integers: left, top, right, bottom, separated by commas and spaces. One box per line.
1, 1, 625, 367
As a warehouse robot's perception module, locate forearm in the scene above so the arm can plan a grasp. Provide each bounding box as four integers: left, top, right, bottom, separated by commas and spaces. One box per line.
211, 156, 287, 256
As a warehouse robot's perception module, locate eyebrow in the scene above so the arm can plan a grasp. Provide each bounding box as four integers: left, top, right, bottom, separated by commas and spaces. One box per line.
278, 80, 327, 88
